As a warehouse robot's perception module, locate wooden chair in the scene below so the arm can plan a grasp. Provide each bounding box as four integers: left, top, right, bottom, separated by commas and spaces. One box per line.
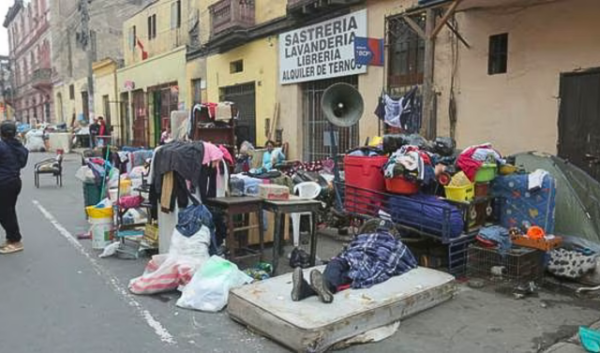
34, 154, 63, 188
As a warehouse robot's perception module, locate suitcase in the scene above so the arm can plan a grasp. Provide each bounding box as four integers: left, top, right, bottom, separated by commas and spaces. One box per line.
492, 174, 556, 233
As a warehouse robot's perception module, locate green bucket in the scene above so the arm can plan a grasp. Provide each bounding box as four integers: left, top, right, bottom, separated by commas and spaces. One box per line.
475, 164, 497, 183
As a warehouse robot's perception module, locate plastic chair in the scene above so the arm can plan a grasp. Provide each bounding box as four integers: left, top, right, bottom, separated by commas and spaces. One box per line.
291, 182, 321, 247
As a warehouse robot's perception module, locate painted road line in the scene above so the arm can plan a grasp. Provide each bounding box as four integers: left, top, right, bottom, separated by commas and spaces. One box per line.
32, 200, 176, 345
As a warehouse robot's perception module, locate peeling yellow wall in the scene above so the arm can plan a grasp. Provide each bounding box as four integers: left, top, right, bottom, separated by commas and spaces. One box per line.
206, 38, 279, 147
93, 60, 120, 140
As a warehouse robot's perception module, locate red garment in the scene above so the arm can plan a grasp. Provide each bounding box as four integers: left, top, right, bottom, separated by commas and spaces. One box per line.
203, 103, 218, 119
457, 146, 483, 181
99, 123, 106, 136
218, 145, 234, 165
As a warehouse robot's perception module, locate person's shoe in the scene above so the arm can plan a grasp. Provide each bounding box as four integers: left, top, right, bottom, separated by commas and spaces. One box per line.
0, 241, 23, 254
291, 267, 317, 301
309, 270, 334, 304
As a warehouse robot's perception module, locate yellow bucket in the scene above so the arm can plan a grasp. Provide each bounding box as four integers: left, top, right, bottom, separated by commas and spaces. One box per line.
444, 183, 475, 202
86, 206, 114, 219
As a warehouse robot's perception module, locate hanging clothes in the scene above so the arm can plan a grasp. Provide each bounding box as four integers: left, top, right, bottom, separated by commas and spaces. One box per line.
383, 94, 405, 129
152, 141, 205, 192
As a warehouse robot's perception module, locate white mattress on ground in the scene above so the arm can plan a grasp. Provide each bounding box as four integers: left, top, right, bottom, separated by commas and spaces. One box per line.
228, 266, 456, 352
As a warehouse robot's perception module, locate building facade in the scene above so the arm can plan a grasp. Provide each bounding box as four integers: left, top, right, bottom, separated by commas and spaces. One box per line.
401, 0, 600, 181
4, 0, 53, 124
50, 0, 154, 136
118, 0, 199, 147
0, 55, 15, 121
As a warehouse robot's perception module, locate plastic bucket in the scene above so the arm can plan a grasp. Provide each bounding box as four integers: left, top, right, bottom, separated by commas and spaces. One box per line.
444, 183, 475, 202
86, 206, 114, 249
89, 217, 115, 249
385, 177, 419, 195
475, 164, 497, 183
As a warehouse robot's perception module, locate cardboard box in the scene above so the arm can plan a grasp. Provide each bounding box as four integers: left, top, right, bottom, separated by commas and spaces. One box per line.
259, 184, 290, 201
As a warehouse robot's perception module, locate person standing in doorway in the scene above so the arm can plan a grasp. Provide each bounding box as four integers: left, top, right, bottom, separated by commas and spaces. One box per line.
97, 117, 107, 147
0, 121, 29, 254
89, 118, 99, 148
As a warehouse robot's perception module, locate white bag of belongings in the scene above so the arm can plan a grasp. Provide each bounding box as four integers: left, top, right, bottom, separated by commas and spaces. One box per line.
25, 129, 45, 151
75, 166, 96, 184
176, 255, 253, 312
128, 226, 211, 295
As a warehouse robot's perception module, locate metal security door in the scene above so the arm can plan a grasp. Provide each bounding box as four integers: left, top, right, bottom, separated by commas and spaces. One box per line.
222, 83, 256, 147
132, 90, 148, 147
303, 76, 359, 162
558, 70, 600, 181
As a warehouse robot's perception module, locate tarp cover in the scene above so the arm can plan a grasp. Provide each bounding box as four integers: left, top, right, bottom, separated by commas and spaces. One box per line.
514, 152, 600, 244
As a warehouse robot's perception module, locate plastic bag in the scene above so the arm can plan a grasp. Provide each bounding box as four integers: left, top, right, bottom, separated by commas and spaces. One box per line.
169, 226, 211, 258
129, 254, 203, 295
75, 166, 96, 183
25, 129, 45, 151
176, 256, 253, 312
129, 227, 211, 295
433, 137, 456, 157
239, 141, 255, 156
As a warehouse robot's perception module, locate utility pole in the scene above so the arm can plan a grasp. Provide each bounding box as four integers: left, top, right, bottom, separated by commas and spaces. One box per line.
80, 0, 95, 123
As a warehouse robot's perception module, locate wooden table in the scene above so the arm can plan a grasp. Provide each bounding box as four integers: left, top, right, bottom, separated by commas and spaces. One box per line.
205, 197, 265, 264
262, 198, 322, 274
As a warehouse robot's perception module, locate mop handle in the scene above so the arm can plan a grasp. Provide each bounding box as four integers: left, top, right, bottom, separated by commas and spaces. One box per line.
99, 144, 111, 202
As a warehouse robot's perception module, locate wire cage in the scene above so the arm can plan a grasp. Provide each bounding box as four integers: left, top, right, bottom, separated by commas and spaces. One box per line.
467, 245, 544, 282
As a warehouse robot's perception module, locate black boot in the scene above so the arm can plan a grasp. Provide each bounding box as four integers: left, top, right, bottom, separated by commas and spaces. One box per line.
291, 267, 316, 301
309, 270, 334, 304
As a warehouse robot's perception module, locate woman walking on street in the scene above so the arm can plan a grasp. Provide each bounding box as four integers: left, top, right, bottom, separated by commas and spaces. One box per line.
0, 121, 29, 254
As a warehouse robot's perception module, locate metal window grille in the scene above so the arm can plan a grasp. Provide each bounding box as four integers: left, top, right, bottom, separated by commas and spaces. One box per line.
222, 82, 256, 147
302, 76, 359, 162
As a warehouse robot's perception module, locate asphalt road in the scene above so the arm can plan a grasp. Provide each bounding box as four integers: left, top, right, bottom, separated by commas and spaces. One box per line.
0, 153, 282, 353
2, 152, 599, 353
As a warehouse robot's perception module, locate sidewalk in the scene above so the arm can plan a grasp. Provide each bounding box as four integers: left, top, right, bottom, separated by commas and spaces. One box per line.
544, 320, 600, 353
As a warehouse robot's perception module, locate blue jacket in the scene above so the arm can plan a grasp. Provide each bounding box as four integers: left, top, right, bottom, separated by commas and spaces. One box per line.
0, 138, 29, 185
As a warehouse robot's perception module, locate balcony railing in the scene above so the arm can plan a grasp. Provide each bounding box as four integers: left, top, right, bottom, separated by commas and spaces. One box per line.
31, 68, 52, 91
209, 0, 255, 39
287, 0, 365, 14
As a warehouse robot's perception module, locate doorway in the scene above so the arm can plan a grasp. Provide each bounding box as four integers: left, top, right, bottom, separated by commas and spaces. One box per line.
120, 93, 130, 145
222, 82, 256, 148
132, 90, 148, 147
558, 70, 600, 181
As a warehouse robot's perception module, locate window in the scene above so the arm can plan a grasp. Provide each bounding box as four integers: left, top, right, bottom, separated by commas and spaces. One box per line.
488, 33, 508, 75
230, 60, 244, 74
69, 84, 75, 100
171, 1, 181, 29
148, 14, 157, 40
129, 26, 137, 50
387, 16, 425, 90
191, 79, 203, 104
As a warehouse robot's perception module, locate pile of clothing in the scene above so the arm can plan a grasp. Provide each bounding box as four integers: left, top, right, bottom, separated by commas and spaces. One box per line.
281, 160, 334, 178
117, 149, 154, 174
457, 143, 505, 181
383, 145, 435, 184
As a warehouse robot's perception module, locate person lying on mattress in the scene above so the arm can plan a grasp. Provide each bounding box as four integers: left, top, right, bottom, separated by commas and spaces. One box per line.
291, 218, 418, 304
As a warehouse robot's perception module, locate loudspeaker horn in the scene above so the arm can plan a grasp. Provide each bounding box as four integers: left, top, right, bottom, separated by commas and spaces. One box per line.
321, 83, 364, 128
